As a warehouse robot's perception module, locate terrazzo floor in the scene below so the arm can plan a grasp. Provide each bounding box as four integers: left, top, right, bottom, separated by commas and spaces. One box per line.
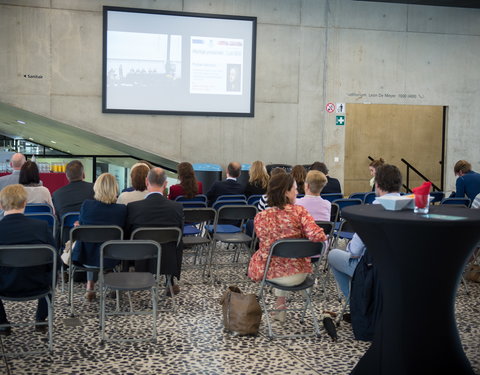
0, 248, 479, 375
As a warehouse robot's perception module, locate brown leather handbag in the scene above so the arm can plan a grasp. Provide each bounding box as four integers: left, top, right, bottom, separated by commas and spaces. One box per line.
219, 286, 262, 335
465, 264, 480, 283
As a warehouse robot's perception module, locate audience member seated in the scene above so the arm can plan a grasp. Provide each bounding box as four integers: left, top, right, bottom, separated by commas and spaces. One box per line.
206, 162, 244, 205
72, 173, 127, 301
52, 160, 94, 219
257, 167, 287, 211
0, 153, 26, 191
310, 161, 342, 194
328, 164, 402, 298
296, 170, 331, 221
0, 184, 56, 336
244, 160, 269, 197
168, 162, 203, 200
291, 165, 307, 195
117, 163, 149, 205
19, 161, 55, 214
248, 173, 326, 322
368, 158, 385, 192
472, 192, 480, 209
451, 160, 480, 201
121, 161, 153, 193
126, 168, 184, 295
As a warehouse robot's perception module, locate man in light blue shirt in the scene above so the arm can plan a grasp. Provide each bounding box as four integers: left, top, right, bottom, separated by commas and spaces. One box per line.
328, 164, 402, 297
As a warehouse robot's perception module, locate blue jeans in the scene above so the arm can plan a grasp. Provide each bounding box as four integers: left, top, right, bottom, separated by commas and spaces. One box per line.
327, 249, 360, 298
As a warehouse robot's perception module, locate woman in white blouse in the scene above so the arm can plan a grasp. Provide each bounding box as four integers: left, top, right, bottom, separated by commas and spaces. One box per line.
19, 160, 55, 214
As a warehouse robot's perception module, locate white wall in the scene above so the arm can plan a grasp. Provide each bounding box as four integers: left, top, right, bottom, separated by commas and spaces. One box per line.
0, 0, 479, 192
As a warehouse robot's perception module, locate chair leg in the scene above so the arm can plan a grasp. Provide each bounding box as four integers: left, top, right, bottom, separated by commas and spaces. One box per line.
46, 295, 53, 352
152, 286, 157, 342
100, 286, 106, 341
69, 267, 75, 317
303, 290, 321, 337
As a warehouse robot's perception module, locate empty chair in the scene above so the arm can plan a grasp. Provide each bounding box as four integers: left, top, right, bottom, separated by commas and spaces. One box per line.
207, 205, 257, 281
363, 192, 377, 204
99, 240, 161, 343
175, 193, 207, 208
130, 227, 182, 311
320, 193, 344, 203
440, 197, 471, 207
258, 239, 324, 339
332, 199, 363, 228
429, 191, 445, 204
0, 245, 57, 355
57, 212, 80, 292
68, 225, 124, 317
215, 194, 247, 202
349, 192, 367, 201
182, 208, 216, 269
25, 212, 56, 236
24, 203, 53, 214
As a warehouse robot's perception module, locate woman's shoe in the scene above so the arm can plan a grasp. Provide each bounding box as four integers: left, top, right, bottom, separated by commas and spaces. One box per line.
84, 290, 96, 302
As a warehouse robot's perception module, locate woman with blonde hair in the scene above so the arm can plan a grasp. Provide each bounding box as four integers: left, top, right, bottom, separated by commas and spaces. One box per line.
72, 173, 127, 301
168, 162, 203, 200
245, 160, 269, 197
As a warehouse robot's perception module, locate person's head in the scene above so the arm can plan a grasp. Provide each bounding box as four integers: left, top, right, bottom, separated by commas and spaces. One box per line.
131, 161, 153, 171
10, 153, 26, 170
304, 170, 328, 196
375, 164, 402, 195
291, 165, 307, 194
270, 167, 287, 177
0, 184, 27, 213
248, 160, 269, 189
65, 160, 85, 182
227, 162, 241, 178
93, 173, 118, 204
267, 173, 297, 209
177, 162, 198, 198
130, 164, 149, 191
310, 161, 329, 176
146, 167, 167, 192
454, 160, 472, 177
18, 160, 40, 186
369, 158, 385, 177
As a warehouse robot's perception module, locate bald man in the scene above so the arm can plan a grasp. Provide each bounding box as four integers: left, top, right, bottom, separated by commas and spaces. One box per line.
0, 153, 26, 191
206, 162, 245, 205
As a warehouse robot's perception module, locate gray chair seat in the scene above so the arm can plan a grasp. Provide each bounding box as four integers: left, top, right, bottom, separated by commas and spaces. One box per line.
213, 232, 252, 243
104, 272, 155, 290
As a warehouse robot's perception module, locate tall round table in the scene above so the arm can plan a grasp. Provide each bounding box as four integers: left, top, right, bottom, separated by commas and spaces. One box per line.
342, 205, 480, 375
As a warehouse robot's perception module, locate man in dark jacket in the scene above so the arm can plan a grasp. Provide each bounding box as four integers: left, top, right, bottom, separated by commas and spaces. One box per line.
206, 162, 245, 205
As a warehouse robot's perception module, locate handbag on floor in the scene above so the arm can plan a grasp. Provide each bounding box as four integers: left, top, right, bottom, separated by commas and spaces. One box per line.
61, 240, 75, 265
465, 264, 480, 283
219, 286, 262, 336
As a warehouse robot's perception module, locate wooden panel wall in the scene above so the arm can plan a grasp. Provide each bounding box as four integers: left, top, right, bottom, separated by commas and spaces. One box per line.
344, 104, 444, 196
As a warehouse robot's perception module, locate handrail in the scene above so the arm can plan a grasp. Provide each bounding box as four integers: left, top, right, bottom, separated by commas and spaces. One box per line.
400, 158, 441, 192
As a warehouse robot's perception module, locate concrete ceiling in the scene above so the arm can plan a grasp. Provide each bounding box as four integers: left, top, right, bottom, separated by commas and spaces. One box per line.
354, 0, 480, 8
0, 101, 177, 170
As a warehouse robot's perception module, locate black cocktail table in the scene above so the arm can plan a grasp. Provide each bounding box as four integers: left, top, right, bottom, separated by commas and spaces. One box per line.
342, 205, 480, 375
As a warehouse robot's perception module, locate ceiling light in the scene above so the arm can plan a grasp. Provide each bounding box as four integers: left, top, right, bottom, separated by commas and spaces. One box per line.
50, 140, 56, 144
28, 137, 34, 141
16, 120, 26, 124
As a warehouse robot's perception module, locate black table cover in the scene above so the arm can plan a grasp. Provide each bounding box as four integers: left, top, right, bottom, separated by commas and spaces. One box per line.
342, 204, 480, 375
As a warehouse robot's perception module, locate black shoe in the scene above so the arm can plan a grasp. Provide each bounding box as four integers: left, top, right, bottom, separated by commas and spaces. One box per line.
342, 313, 352, 324
0, 326, 12, 336
35, 321, 48, 334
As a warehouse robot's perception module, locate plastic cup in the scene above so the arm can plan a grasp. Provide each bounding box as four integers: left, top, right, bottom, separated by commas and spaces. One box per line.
414, 194, 429, 214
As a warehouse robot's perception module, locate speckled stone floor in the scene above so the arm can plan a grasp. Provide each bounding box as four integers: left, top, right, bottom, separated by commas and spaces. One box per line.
0, 248, 479, 375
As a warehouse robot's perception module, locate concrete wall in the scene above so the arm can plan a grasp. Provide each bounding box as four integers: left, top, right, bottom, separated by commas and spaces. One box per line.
0, 0, 479, 192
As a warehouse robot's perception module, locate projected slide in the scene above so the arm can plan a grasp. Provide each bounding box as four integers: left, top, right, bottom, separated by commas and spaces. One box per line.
190, 37, 243, 95
103, 7, 256, 117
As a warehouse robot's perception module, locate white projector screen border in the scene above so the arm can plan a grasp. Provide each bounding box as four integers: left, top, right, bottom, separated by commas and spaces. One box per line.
102, 6, 257, 117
